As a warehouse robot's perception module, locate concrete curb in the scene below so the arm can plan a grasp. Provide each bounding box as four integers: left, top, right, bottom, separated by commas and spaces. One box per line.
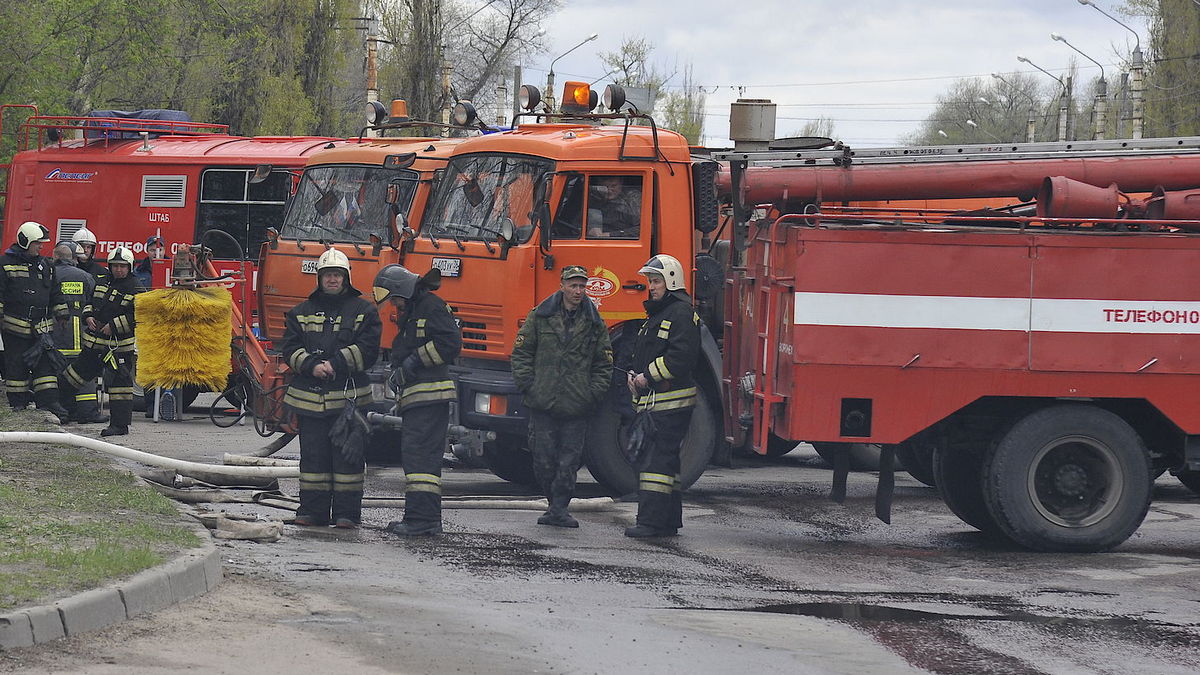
0, 425, 224, 650
0, 543, 221, 650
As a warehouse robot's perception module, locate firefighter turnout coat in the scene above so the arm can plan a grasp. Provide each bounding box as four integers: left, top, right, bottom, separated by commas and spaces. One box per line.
0, 244, 64, 338
390, 289, 461, 411
280, 286, 382, 417
631, 291, 701, 412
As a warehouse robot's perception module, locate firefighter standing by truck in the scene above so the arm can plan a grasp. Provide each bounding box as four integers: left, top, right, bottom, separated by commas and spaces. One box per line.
511, 265, 613, 528
625, 254, 701, 538
0, 221, 70, 421
279, 249, 382, 528
71, 226, 110, 286
60, 247, 142, 436
372, 264, 461, 537
50, 242, 105, 424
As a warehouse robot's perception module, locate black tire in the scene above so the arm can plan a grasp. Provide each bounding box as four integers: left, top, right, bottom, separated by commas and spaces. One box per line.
1174, 469, 1200, 494
585, 393, 718, 496
365, 428, 403, 466
982, 405, 1152, 553
483, 433, 537, 487
895, 440, 937, 487
933, 442, 1000, 533
810, 442, 884, 471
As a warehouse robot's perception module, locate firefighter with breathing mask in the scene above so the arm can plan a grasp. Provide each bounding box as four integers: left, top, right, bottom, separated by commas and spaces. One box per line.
625, 254, 701, 538
372, 263, 461, 536
279, 248, 381, 528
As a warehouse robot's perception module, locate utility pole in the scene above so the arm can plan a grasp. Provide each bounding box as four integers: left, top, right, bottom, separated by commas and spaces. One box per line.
512, 64, 522, 123
1063, 75, 1073, 141
441, 59, 453, 136
366, 17, 380, 138
1093, 79, 1108, 140
1130, 48, 1144, 139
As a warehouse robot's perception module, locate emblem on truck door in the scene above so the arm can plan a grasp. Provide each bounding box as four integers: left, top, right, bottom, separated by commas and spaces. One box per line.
301, 259, 318, 274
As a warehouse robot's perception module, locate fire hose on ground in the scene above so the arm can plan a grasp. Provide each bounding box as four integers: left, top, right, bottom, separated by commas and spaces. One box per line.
1, 432, 620, 513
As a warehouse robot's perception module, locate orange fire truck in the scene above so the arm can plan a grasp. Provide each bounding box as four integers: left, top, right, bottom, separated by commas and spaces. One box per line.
382, 82, 1200, 551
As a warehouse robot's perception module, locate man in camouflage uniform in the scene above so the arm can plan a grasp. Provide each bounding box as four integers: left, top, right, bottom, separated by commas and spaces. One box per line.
511, 265, 612, 527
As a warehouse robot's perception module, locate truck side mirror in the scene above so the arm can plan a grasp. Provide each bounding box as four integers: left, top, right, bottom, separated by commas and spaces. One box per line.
249, 164, 274, 184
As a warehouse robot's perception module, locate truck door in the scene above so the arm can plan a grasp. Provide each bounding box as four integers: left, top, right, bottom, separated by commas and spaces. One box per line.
543, 172, 652, 323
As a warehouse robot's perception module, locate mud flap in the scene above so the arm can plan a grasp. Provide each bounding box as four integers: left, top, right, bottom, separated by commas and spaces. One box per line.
830, 446, 849, 503
874, 444, 895, 524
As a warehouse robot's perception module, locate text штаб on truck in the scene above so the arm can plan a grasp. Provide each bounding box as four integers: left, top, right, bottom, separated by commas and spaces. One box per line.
392, 80, 1200, 552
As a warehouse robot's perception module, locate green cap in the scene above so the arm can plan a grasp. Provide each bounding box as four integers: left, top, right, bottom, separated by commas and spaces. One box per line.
560, 265, 588, 281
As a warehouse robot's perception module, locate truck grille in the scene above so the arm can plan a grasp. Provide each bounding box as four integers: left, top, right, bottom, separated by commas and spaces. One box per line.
450, 302, 503, 353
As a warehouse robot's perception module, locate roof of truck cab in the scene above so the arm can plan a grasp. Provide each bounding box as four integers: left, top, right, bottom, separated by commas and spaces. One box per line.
304, 137, 464, 168
445, 122, 693, 163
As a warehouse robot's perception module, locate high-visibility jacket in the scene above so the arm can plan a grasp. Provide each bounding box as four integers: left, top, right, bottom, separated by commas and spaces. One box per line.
630, 292, 701, 412
280, 285, 382, 417
51, 260, 94, 357
0, 245, 64, 337
390, 289, 461, 411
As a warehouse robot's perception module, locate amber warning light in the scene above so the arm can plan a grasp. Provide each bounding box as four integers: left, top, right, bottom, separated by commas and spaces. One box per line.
561, 81, 597, 114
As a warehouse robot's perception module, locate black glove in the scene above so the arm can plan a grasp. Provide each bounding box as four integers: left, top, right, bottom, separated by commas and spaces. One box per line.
401, 353, 421, 382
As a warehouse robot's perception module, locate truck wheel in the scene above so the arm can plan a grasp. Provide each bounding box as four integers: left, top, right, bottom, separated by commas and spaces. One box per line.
895, 440, 937, 487
932, 443, 999, 533
982, 405, 1151, 553
483, 433, 537, 487
585, 394, 717, 496
810, 442, 885, 471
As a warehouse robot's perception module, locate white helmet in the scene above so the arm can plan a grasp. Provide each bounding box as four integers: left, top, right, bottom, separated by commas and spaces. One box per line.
71, 226, 97, 246
16, 221, 50, 249
108, 246, 135, 266
638, 254, 687, 292
316, 248, 350, 274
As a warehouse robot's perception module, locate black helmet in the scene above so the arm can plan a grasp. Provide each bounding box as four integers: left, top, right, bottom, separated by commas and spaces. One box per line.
372, 264, 420, 303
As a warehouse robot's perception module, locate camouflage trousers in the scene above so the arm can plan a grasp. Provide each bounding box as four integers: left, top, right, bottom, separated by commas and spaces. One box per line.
528, 409, 588, 514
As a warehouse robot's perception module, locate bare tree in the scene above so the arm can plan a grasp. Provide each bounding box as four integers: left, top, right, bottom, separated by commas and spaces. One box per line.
661, 63, 705, 144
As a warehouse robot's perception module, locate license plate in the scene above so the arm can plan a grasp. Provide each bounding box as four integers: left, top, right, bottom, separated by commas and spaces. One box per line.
432, 257, 461, 278
301, 259, 318, 274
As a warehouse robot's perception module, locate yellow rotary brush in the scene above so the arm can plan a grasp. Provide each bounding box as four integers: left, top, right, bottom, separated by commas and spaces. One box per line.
134, 286, 232, 392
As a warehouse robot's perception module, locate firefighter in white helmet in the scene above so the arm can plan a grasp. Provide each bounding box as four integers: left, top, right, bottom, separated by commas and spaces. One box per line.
624, 254, 701, 538
0, 221, 71, 421
278, 248, 382, 528
60, 247, 141, 436
70, 226, 110, 285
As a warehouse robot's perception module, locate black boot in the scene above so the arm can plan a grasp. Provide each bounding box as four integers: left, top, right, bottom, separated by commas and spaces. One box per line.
100, 425, 129, 437
388, 520, 442, 536
38, 402, 71, 424
624, 524, 678, 538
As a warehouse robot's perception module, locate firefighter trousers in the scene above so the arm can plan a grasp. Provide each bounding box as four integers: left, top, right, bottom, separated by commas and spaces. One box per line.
2, 331, 59, 410
635, 407, 692, 531
58, 354, 100, 420
297, 414, 365, 524
63, 347, 133, 429
400, 403, 449, 526
528, 410, 587, 514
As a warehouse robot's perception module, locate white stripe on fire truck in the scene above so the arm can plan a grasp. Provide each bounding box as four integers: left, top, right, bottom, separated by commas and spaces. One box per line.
793, 293, 1200, 335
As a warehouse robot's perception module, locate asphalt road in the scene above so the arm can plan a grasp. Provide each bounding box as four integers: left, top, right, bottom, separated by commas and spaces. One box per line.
6, 401, 1200, 674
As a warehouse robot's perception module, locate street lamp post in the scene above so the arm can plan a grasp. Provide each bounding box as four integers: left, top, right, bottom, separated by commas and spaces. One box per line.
1018, 55, 1070, 141
545, 33, 598, 112
1051, 32, 1108, 139
992, 72, 1038, 143
1077, 0, 1143, 138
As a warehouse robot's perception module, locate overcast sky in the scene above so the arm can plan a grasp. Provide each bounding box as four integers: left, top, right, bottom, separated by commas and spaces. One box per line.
521, 0, 1149, 147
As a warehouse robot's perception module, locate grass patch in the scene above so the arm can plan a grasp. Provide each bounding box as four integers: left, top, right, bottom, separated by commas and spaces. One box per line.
0, 408, 203, 610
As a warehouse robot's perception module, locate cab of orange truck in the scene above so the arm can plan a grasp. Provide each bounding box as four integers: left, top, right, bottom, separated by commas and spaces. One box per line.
398, 84, 725, 494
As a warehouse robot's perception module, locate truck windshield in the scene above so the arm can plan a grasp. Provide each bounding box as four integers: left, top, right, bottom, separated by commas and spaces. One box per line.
282, 165, 416, 243
424, 153, 554, 243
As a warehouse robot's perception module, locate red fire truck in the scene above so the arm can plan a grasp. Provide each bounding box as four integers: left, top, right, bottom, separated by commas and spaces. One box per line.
716, 120, 1200, 552
0, 106, 345, 321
